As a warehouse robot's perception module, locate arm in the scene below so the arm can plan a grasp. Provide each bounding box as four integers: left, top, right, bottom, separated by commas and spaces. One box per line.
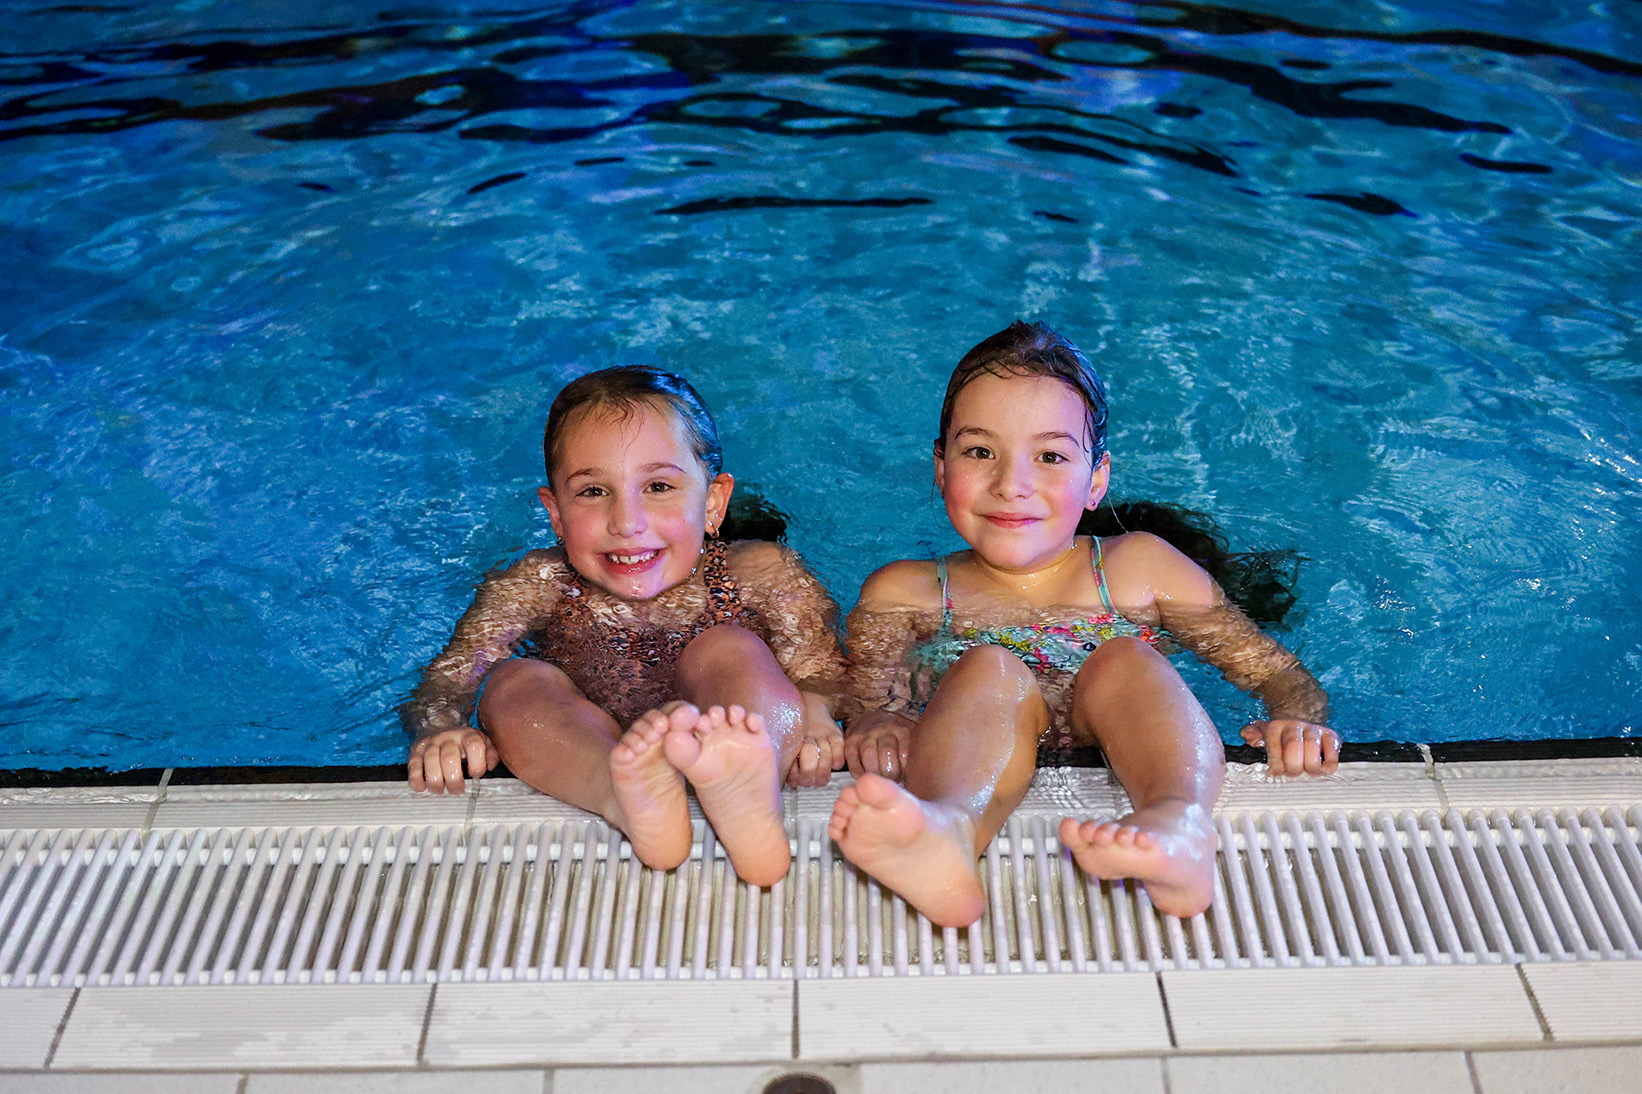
1107, 533, 1340, 776
840, 561, 938, 780
402, 552, 562, 792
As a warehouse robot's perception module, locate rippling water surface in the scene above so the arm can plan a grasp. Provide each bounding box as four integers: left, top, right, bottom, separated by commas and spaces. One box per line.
2, 0, 1639, 767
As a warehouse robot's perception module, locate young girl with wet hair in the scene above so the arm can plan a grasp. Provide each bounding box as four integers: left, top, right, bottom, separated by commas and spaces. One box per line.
831, 321, 1339, 925
405, 366, 845, 886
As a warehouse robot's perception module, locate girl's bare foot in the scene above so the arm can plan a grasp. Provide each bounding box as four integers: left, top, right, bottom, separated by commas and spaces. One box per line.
828, 773, 987, 928
609, 703, 696, 871
663, 704, 791, 886
1058, 799, 1218, 918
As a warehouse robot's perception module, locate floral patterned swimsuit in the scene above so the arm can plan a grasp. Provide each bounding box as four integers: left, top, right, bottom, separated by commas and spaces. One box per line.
905, 539, 1164, 745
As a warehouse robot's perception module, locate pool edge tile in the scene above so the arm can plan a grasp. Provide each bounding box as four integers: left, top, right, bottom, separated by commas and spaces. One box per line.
0, 988, 74, 1068
52, 984, 431, 1070
798, 974, 1169, 1061
1162, 966, 1544, 1051
424, 980, 792, 1067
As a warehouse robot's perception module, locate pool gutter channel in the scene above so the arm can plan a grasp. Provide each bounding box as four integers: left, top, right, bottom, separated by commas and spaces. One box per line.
1, 761, 1640, 989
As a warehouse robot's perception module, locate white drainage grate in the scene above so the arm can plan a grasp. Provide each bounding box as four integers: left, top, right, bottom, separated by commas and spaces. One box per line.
1, 806, 1639, 987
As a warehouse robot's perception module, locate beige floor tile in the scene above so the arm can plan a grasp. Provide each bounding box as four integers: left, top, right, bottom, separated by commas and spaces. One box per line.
1167, 1051, 1474, 1094
554, 1063, 858, 1094
859, 1057, 1165, 1093
1163, 966, 1544, 1051
0, 989, 72, 1069
246, 1071, 545, 1093
1471, 1045, 1642, 1094
1522, 961, 1642, 1040
0, 1075, 239, 1093
799, 974, 1169, 1061
423, 980, 792, 1066
52, 985, 430, 1070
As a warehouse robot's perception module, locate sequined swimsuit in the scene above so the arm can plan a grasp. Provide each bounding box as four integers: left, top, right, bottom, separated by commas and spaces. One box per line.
904, 540, 1163, 741
521, 539, 762, 724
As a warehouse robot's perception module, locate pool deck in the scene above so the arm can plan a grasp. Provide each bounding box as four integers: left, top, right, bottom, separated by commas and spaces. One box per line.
2, 753, 1640, 1094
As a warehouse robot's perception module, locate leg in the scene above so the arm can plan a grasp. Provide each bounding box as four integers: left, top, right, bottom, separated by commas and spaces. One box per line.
480, 659, 693, 871
1058, 637, 1224, 917
829, 645, 1046, 927
660, 625, 800, 886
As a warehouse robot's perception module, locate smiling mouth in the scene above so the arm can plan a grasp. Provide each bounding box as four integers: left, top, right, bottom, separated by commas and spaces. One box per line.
604, 550, 661, 567
984, 514, 1038, 526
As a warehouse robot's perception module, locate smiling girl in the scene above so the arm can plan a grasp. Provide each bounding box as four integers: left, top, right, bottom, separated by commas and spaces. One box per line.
404, 366, 844, 886
831, 322, 1340, 925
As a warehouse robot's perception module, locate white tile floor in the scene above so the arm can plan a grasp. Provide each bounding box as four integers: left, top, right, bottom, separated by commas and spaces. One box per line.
1, 757, 1638, 1093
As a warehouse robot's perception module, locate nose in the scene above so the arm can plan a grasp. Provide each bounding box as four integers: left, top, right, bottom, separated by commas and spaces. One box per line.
991, 454, 1032, 499
607, 489, 648, 537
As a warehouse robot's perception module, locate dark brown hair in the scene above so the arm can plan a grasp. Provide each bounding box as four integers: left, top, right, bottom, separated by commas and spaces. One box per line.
937, 321, 1109, 460
542, 366, 722, 488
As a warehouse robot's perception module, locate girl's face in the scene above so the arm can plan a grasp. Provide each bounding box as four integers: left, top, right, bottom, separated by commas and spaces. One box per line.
539, 401, 732, 600
934, 372, 1109, 574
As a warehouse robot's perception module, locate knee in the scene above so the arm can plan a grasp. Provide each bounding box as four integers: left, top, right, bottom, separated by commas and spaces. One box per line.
1085, 635, 1161, 672
677, 624, 769, 676
1074, 636, 1171, 696
948, 643, 1035, 685
478, 658, 568, 728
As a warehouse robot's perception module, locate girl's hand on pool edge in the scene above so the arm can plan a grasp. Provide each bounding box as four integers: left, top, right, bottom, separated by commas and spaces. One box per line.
1240, 719, 1341, 777
843, 712, 913, 782
409, 727, 498, 794
785, 718, 844, 788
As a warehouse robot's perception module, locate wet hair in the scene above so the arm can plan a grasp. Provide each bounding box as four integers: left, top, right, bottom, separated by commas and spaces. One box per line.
541, 365, 787, 542
937, 320, 1109, 461
1080, 501, 1302, 629
542, 365, 722, 487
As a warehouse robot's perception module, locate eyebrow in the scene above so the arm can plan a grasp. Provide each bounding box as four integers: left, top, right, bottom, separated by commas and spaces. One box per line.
953, 426, 1082, 444
563, 461, 688, 484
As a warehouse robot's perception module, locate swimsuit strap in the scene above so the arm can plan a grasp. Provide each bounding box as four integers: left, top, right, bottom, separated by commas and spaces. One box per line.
935, 556, 953, 630
1091, 537, 1115, 615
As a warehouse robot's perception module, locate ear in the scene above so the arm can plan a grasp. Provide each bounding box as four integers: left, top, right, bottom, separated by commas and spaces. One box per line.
538, 485, 565, 539
706, 472, 734, 535
1084, 453, 1111, 511
933, 441, 947, 498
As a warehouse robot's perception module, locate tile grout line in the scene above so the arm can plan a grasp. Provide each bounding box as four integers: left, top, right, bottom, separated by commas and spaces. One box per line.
42, 986, 79, 1069
1155, 971, 1178, 1050
791, 981, 801, 1059
142, 768, 175, 836
1464, 1050, 1484, 1094
1513, 961, 1553, 1041
235, 1073, 250, 1094
417, 982, 440, 1064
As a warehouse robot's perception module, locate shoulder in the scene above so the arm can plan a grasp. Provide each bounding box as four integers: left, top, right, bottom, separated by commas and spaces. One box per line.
725, 538, 792, 570
1098, 533, 1216, 608
857, 557, 943, 612
480, 547, 573, 595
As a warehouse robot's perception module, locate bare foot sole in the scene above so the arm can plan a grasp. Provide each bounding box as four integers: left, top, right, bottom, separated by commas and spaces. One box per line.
609, 703, 696, 871
664, 704, 790, 887
828, 773, 986, 928
1058, 801, 1218, 918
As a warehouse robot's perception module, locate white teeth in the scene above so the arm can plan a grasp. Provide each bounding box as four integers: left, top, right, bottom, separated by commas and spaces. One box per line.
607, 551, 658, 565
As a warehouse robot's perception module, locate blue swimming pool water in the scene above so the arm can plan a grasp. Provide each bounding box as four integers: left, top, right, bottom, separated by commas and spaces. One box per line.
2, 0, 1639, 769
